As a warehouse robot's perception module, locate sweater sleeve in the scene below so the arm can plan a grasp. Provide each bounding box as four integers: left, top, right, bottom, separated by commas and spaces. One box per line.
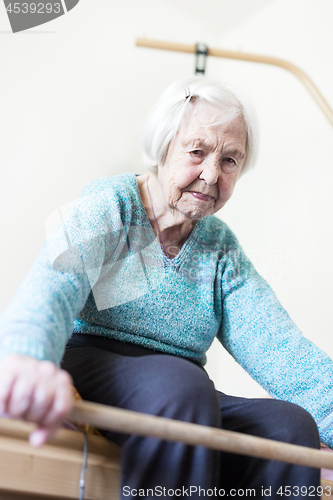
0, 188, 124, 366
217, 234, 333, 448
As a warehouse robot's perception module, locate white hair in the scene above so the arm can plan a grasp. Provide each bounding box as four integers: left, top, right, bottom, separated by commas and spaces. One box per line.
141, 76, 259, 176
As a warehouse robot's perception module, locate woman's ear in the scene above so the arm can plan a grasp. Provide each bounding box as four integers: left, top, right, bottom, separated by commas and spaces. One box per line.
149, 158, 158, 170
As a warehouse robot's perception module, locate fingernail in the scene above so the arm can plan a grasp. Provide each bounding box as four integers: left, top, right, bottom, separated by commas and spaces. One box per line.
29, 430, 44, 448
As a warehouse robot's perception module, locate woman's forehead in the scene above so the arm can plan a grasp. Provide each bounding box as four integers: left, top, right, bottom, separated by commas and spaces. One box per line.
178, 101, 247, 144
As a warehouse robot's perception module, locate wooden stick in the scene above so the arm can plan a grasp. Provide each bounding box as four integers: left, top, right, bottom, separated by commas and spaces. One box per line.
70, 400, 333, 470
135, 37, 333, 128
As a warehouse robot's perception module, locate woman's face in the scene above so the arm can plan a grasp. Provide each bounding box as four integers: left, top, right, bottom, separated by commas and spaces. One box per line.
157, 100, 247, 221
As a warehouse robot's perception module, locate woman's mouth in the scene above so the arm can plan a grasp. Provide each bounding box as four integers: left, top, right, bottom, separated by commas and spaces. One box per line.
189, 191, 214, 202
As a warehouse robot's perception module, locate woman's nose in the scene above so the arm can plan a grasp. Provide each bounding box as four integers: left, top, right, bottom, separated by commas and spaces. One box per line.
199, 160, 219, 185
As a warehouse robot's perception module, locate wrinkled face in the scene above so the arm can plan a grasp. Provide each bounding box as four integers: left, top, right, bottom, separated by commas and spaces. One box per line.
157, 100, 247, 220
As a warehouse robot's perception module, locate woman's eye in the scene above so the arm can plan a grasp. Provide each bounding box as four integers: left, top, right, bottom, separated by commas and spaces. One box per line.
222, 157, 238, 173
189, 150, 205, 163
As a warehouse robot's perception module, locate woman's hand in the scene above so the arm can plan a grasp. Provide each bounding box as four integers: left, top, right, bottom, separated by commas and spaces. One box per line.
0, 354, 73, 447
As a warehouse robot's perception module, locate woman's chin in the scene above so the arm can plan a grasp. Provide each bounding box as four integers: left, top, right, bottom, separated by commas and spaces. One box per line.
178, 203, 215, 220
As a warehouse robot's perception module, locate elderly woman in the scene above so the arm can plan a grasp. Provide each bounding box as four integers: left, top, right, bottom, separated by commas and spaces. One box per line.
0, 76, 332, 499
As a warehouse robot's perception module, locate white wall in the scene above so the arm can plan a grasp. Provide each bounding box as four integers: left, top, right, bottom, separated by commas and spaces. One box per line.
1, 0, 332, 398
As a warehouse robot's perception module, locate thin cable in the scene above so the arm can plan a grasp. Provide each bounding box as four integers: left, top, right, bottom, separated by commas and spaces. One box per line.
146, 176, 170, 258
79, 431, 88, 500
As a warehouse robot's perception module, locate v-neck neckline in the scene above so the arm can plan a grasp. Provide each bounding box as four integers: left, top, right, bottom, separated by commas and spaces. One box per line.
130, 174, 203, 266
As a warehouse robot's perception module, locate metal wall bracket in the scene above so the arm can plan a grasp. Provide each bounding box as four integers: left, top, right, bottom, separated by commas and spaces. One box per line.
195, 43, 208, 75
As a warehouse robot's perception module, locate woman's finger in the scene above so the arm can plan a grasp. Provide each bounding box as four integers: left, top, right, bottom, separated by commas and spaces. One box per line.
29, 425, 59, 448
24, 361, 59, 422
39, 370, 73, 428
29, 372, 74, 447
0, 356, 21, 414
7, 374, 36, 418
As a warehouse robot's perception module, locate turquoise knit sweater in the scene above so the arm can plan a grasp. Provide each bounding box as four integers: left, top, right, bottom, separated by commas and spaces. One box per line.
1, 173, 333, 447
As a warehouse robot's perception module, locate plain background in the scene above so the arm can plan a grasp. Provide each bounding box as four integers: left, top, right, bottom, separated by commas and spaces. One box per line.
1, 0, 333, 397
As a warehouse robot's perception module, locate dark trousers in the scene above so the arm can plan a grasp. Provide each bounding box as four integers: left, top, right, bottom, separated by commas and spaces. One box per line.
61, 334, 321, 499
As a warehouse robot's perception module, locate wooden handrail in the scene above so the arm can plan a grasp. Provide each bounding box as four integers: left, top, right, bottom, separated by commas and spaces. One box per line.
71, 400, 333, 470
135, 37, 333, 128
